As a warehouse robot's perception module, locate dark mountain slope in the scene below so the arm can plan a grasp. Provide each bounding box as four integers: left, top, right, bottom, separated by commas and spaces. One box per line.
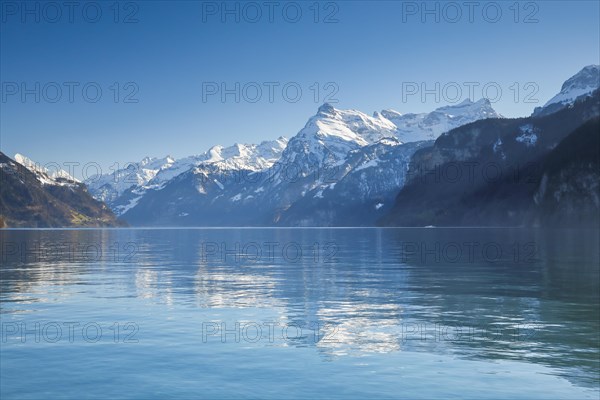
381, 91, 600, 227
0, 152, 124, 228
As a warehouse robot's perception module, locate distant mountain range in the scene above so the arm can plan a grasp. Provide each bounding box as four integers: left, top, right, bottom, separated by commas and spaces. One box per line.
85, 137, 290, 217
1, 65, 598, 227
85, 96, 500, 226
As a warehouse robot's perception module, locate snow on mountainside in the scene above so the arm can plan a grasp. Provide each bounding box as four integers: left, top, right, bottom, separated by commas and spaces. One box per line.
14, 153, 79, 186
275, 137, 434, 226
543, 65, 599, 108
380, 98, 501, 142
203, 137, 289, 171
272, 103, 398, 176
85, 137, 289, 212
8, 65, 596, 227
534, 65, 600, 116
86, 155, 182, 203
88, 99, 502, 220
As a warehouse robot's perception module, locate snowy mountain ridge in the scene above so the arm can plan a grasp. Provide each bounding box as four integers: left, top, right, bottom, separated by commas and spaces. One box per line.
85, 137, 289, 204
80, 97, 502, 218
14, 153, 80, 186
82, 65, 595, 223
6, 65, 597, 226
380, 98, 501, 142
532, 65, 600, 117
543, 65, 599, 108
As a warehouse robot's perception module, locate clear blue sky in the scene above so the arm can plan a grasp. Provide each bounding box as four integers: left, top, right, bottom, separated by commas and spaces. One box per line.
1, 0, 599, 178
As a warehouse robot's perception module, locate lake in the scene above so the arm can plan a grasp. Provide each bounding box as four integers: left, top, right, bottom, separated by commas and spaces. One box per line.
1, 228, 598, 399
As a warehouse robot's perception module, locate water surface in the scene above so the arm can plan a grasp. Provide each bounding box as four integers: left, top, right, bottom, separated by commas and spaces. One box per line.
1, 228, 598, 399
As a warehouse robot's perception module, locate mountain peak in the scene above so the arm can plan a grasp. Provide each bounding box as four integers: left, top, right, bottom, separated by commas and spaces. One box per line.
258, 136, 289, 147
14, 153, 79, 184
456, 98, 474, 105
561, 65, 600, 91
380, 109, 403, 120
317, 103, 336, 116
540, 65, 600, 111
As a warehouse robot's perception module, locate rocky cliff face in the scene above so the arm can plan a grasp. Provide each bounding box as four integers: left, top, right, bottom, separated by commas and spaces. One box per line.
530, 117, 600, 226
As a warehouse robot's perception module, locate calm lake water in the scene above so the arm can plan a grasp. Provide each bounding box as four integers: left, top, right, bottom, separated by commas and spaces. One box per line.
1, 228, 598, 399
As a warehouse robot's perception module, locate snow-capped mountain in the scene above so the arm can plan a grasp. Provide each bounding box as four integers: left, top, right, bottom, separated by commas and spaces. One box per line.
8, 65, 596, 227
380, 98, 501, 142
274, 137, 433, 226
534, 65, 600, 116
83, 96, 502, 224
265, 104, 398, 188
202, 137, 289, 172
272, 99, 498, 175
85, 155, 179, 204
85, 137, 288, 214
14, 153, 79, 186
117, 138, 437, 226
